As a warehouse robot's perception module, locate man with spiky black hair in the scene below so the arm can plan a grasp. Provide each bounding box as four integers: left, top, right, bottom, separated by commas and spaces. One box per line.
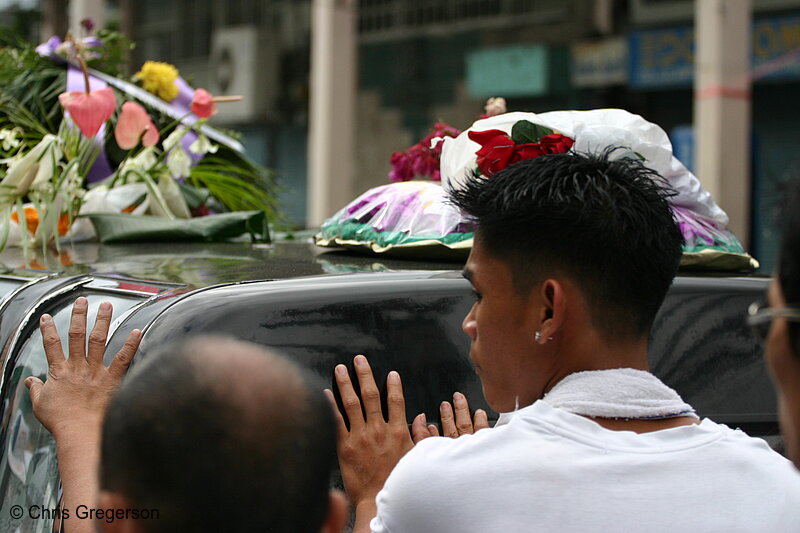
332, 150, 800, 533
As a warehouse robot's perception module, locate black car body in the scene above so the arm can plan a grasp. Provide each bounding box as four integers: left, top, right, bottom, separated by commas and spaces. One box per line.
0, 240, 775, 533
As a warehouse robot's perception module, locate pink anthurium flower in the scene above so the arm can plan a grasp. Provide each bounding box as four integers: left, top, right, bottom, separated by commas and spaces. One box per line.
58, 87, 117, 139
190, 88, 217, 118
115, 101, 159, 150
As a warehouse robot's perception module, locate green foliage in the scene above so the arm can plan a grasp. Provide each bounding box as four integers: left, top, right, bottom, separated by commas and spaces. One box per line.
189, 149, 281, 220
510, 120, 554, 145
87, 29, 134, 77
0, 42, 65, 140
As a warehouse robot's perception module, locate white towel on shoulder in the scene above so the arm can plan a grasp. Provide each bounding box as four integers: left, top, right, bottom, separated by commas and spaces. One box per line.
541, 368, 698, 420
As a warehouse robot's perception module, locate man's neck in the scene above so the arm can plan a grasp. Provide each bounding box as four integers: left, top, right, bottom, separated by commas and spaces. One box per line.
542, 334, 651, 396
587, 415, 700, 434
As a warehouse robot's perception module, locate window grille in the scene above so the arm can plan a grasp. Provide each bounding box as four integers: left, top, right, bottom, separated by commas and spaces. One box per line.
359, 0, 567, 40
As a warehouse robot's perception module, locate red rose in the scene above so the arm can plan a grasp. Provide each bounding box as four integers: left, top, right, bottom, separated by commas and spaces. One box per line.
469, 127, 575, 177
510, 142, 545, 164
539, 133, 574, 154
469, 129, 516, 177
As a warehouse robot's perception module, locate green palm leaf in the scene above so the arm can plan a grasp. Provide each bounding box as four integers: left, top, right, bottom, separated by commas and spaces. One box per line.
189, 151, 282, 221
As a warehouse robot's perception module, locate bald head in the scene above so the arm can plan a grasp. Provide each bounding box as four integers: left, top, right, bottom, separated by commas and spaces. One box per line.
100, 337, 336, 533
182, 337, 309, 428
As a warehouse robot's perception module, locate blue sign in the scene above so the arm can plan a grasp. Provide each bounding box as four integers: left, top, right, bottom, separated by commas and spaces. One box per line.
628, 15, 800, 89
629, 27, 695, 89
752, 15, 800, 81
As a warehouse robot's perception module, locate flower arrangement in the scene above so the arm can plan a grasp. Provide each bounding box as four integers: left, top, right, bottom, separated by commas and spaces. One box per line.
321, 100, 754, 269
318, 97, 514, 257
0, 28, 278, 253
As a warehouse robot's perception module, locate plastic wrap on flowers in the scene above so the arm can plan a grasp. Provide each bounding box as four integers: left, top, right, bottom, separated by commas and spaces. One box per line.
315, 181, 474, 259
440, 109, 759, 271
673, 206, 758, 271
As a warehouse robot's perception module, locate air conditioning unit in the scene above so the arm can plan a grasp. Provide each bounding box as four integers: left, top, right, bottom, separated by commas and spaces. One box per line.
209, 26, 277, 124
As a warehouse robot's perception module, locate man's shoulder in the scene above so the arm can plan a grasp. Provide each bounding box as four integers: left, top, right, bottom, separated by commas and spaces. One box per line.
372, 429, 524, 533
388, 424, 518, 483
389, 408, 551, 481
401, 427, 502, 469
698, 418, 800, 471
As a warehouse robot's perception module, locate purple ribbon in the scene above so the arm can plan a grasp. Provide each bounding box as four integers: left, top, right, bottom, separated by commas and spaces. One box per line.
173, 77, 202, 163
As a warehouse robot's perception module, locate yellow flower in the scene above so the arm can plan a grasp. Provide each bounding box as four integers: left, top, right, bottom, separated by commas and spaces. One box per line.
134, 61, 179, 102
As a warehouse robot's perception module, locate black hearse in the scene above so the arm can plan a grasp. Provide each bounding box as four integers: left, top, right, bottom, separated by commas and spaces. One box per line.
0, 240, 775, 533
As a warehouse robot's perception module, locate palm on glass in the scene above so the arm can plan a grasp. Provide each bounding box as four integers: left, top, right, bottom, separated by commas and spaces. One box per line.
25, 297, 141, 438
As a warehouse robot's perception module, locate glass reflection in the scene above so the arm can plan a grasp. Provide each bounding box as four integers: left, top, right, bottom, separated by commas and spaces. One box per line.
0, 294, 142, 533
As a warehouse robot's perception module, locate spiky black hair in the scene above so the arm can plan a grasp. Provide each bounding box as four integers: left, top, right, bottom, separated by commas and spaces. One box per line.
450, 149, 683, 339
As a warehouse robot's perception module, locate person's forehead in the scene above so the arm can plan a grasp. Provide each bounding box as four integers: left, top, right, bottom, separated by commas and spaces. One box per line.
463, 241, 488, 282
463, 241, 513, 284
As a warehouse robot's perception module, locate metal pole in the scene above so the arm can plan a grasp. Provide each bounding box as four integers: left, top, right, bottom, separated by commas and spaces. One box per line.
68, 0, 107, 35
307, 0, 357, 227
694, 0, 752, 247
41, 0, 68, 40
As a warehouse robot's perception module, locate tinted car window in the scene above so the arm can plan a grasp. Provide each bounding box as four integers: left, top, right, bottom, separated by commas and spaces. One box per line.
0, 294, 143, 533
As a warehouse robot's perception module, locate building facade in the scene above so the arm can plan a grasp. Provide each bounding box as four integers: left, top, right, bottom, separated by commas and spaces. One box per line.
15, 0, 800, 270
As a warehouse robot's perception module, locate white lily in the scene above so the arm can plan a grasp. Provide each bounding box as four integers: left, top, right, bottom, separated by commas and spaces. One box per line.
134, 146, 158, 169
0, 134, 62, 197
0, 128, 22, 152
155, 172, 191, 219
0, 153, 23, 167
189, 134, 218, 156
119, 146, 158, 177
62, 164, 85, 199
166, 145, 192, 179
162, 128, 186, 151
161, 128, 192, 179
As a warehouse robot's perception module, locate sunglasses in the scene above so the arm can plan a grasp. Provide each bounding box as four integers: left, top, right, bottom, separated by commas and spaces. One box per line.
746, 300, 800, 341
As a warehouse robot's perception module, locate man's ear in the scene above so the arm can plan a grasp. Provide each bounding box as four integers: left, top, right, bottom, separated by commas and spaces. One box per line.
536, 279, 565, 343
96, 491, 142, 533
321, 490, 349, 533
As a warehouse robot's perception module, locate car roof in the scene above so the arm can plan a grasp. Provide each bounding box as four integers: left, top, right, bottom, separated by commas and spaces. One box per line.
0, 239, 769, 287
0, 240, 469, 287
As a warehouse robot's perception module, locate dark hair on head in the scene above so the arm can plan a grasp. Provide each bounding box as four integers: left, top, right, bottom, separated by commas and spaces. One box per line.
778, 178, 800, 359
450, 149, 683, 339
100, 337, 336, 533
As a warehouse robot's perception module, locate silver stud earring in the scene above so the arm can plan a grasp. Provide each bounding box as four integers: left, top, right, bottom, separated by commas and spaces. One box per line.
535, 331, 542, 342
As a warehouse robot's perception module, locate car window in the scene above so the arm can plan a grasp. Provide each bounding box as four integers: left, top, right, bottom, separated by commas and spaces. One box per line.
0, 280, 24, 301
0, 294, 142, 533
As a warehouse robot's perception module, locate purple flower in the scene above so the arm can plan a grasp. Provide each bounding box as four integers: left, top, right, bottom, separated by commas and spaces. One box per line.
35, 36, 63, 59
